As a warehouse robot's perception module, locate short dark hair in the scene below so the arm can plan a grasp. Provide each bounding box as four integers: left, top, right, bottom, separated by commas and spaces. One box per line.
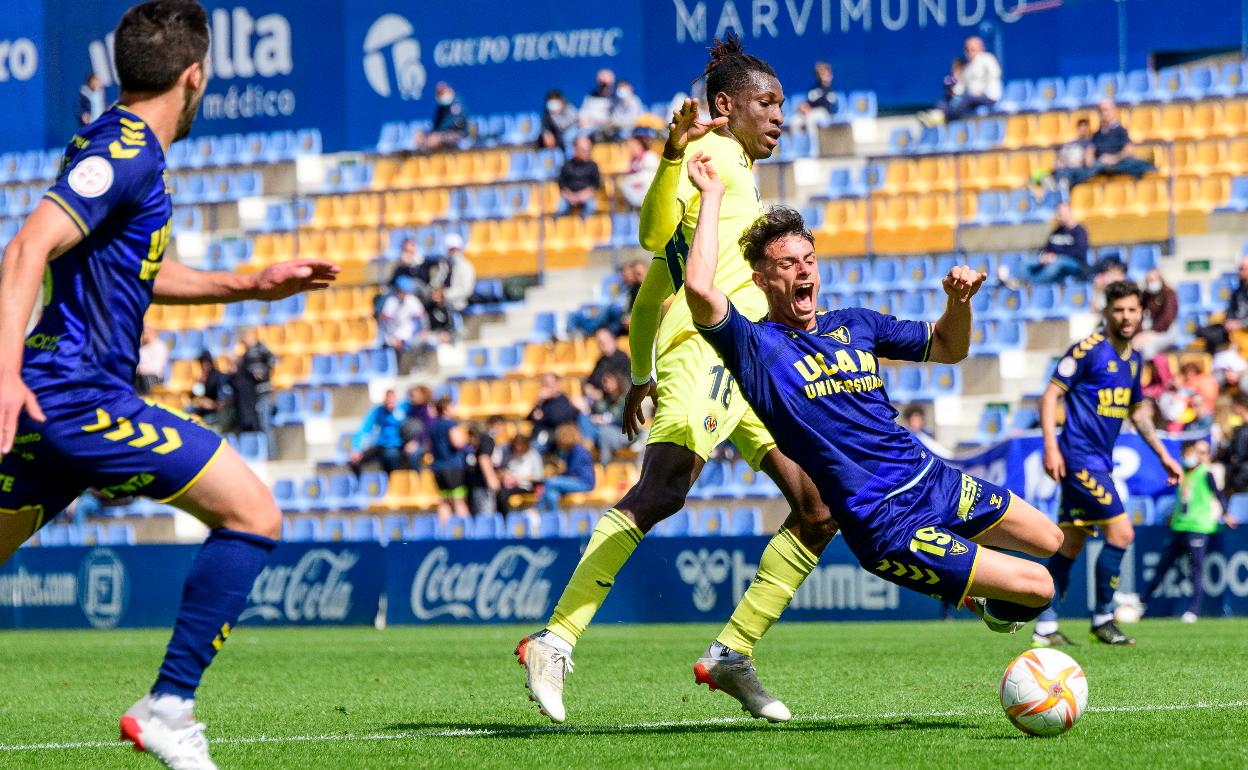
902, 404, 925, 420
739, 206, 814, 269
698, 34, 778, 118
1104, 279, 1143, 307
1076, 118, 1091, 127
1233, 390, 1248, 410
114, 1, 209, 94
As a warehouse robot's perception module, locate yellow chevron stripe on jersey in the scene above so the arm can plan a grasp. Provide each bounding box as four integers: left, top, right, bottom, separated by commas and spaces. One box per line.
109, 141, 142, 159
118, 116, 146, 130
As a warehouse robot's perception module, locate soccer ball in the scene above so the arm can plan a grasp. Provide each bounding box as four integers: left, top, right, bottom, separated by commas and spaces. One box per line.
999, 648, 1088, 737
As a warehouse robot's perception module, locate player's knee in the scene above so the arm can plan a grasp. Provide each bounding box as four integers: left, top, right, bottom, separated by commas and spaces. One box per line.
1020, 563, 1056, 607
1034, 520, 1063, 558
790, 505, 837, 549
1105, 520, 1134, 548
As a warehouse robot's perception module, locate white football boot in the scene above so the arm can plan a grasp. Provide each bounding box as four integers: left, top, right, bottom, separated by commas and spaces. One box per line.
963, 596, 1025, 634
693, 655, 791, 722
120, 694, 218, 770
515, 632, 574, 723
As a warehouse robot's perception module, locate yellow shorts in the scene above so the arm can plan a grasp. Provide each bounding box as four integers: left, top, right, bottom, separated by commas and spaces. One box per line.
647, 331, 776, 470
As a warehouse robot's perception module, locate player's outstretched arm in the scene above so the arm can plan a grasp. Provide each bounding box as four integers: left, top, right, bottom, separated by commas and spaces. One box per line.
928, 265, 985, 363
0, 200, 85, 452
638, 99, 727, 252
153, 258, 340, 305
683, 152, 729, 329
622, 262, 674, 440
1130, 399, 1183, 484
1040, 382, 1066, 481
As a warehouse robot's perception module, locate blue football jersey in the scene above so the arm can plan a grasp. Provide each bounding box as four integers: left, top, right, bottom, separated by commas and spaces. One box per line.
1050, 332, 1142, 472
23, 105, 172, 406
698, 303, 933, 526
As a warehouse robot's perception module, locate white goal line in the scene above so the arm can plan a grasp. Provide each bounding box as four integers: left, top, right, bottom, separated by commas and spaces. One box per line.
2, 700, 1245, 753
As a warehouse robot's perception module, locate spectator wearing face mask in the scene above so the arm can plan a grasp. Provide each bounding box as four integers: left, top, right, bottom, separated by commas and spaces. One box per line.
540, 89, 578, 151
607, 80, 644, 140
1135, 269, 1179, 359
579, 69, 617, 138
419, 81, 467, 152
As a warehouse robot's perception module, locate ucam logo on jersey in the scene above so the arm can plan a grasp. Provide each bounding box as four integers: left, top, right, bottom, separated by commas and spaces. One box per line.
363, 13, 425, 100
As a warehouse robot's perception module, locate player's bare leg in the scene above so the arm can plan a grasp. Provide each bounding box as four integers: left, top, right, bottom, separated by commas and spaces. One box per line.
695, 448, 836, 722
517, 442, 701, 722
962, 548, 1057, 634
971, 497, 1063, 557
120, 444, 281, 770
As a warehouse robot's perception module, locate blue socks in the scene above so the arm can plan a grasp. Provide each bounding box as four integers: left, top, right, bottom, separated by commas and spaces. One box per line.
1035, 551, 1075, 626
152, 528, 277, 699
986, 599, 1050, 623
1094, 543, 1127, 616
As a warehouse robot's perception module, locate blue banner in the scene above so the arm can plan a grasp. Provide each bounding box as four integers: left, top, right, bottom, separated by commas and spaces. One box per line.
925, 430, 1185, 512
0, 541, 383, 629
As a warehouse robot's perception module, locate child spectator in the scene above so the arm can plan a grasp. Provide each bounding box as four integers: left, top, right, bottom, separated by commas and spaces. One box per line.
497, 432, 545, 515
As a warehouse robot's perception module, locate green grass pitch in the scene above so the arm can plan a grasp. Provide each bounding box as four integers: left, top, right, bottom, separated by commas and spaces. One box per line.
2, 619, 1246, 768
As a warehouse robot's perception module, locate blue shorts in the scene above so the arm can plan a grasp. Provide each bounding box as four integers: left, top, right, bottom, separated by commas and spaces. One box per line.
0, 389, 224, 532
1059, 466, 1126, 531
845, 459, 1014, 605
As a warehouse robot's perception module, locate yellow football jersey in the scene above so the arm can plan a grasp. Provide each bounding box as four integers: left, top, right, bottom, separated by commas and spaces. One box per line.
654, 130, 767, 358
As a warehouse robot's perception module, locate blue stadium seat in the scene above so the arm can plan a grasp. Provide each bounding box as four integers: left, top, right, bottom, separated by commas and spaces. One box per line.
994, 80, 1031, 113
273, 479, 304, 514
914, 124, 945, 154
965, 252, 996, 277
1154, 494, 1178, 522
1124, 496, 1156, 526
1181, 65, 1217, 100
238, 432, 269, 463
1025, 284, 1062, 321
1011, 406, 1040, 432
439, 517, 469, 540
1212, 60, 1248, 98
973, 190, 1008, 226
928, 365, 961, 396
839, 259, 867, 286
1149, 67, 1186, 101
38, 526, 71, 547
314, 516, 346, 542
302, 476, 332, 513
537, 511, 566, 538
890, 365, 926, 403
844, 90, 878, 119
1026, 78, 1064, 111
1063, 281, 1093, 311
1092, 72, 1124, 103
382, 515, 414, 543
654, 509, 692, 536
975, 405, 1009, 444
104, 523, 137, 545
272, 390, 303, 427
941, 121, 973, 152
1213, 272, 1238, 306
1176, 282, 1207, 312
505, 512, 532, 539
688, 459, 729, 500
899, 256, 934, 288
327, 473, 361, 512
351, 516, 384, 543
1119, 69, 1155, 104
470, 513, 505, 539
1056, 75, 1096, 110
694, 508, 729, 536
862, 162, 885, 193
1217, 177, 1248, 212
532, 311, 560, 341
284, 517, 321, 543
730, 507, 764, 536
866, 256, 901, 290
970, 118, 1004, 150
566, 508, 598, 538
899, 290, 931, 318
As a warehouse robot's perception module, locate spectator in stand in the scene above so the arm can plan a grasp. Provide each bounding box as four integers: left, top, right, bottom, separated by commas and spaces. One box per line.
442, 233, 476, 312
135, 326, 168, 394
1135, 269, 1180, 359
348, 388, 407, 477
617, 258, 648, 335
538, 424, 597, 512
618, 134, 660, 210
428, 396, 471, 522
1041, 118, 1094, 188
1198, 257, 1248, 353
497, 432, 545, 515
379, 276, 426, 354
528, 373, 582, 452
387, 238, 426, 290
581, 371, 633, 461
401, 384, 435, 470
902, 404, 932, 438
579, 68, 616, 137
933, 57, 963, 119
1219, 391, 1248, 495
78, 73, 105, 127
927, 36, 1000, 124
1006, 203, 1089, 285
1090, 261, 1128, 313
1211, 335, 1247, 391
539, 89, 578, 151
607, 80, 644, 139
232, 328, 277, 454
568, 259, 649, 336
465, 422, 502, 515
1058, 99, 1156, 188
420, 81, 467, 152
586, 326, 631, 395
189, 351, 230, 429
557, 135, 602, 218
423, 287, 458, 343
789, 61, 837, 152
1161, 361, 1218, 432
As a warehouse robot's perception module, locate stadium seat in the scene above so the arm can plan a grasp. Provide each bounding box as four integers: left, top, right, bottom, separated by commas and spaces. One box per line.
321, 516, 350, 542
729, 507, 764, 536
1124, 496, 1156, 526
284, 518, 321, 543
693, 508, 729, 536
654, 509, 692, 537
537, 511, 566, 538
439, 517, 470, 540
995, 80, 1031, 113
410, 515, 439, 541
688, 459, 729, 500
566, 508, 599, 538
470, 513, 505, 540
350, 516, 384, 543
103, 523, 137, 545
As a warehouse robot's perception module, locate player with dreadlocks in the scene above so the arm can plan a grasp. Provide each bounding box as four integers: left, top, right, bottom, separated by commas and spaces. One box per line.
516, 35, 837, 725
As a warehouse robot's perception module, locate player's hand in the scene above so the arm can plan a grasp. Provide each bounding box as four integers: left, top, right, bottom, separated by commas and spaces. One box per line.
686, 152, 725, 197
1161, 454, 1184, 485
623, 378, 657, 441
1043, 445, 1066, 481
251, 259, 340, 301
664, 99, 728, 160
942, 265, 986, 303
0, 367, 45, 457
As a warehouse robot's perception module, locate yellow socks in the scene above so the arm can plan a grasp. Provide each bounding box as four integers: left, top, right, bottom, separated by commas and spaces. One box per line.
546, 509, 642, 647
715, 528, 818, 656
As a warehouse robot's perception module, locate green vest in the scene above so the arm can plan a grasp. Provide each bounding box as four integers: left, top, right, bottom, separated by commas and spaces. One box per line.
1173, 464, 1219, 535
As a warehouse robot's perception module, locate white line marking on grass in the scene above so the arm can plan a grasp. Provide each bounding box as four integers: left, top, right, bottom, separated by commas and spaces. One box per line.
3, 701, 1246, 752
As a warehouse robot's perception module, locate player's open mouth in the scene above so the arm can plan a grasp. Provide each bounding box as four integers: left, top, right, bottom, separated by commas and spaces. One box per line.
794, 282, 815, 313
764, 130, 781, 147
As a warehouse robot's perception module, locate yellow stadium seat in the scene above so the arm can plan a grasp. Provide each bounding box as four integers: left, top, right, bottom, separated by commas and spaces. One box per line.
816, 199, 866, 256
1002, 114, 1037, 149
912, 157, 955, 194
1189, 140, 1227, 177
456, 380, 487, 420
1002, 152, 1033, 189
1227, 138, 1248, 174
372, 158, 400, 190
510, 343, 549, 380
1186, 102, 1223, 141
1126, 106, 1162, 142
1155, 103, 1192, 142
1033, 111, 1067, 148
1216, 100, 1248, 139
881, 159, 917, 195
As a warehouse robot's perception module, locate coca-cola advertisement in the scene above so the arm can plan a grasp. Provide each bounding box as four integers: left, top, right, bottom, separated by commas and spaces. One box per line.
240, 543, 385, 627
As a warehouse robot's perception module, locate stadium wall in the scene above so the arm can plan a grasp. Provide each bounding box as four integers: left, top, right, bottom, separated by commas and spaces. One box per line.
2, 529, 1246, 630
0, 0, 1242, 152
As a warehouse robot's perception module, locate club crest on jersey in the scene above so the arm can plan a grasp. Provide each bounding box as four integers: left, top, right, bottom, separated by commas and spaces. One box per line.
823, 325, 851, 345
949, 540, 968, 556
704, 415, 718, 434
